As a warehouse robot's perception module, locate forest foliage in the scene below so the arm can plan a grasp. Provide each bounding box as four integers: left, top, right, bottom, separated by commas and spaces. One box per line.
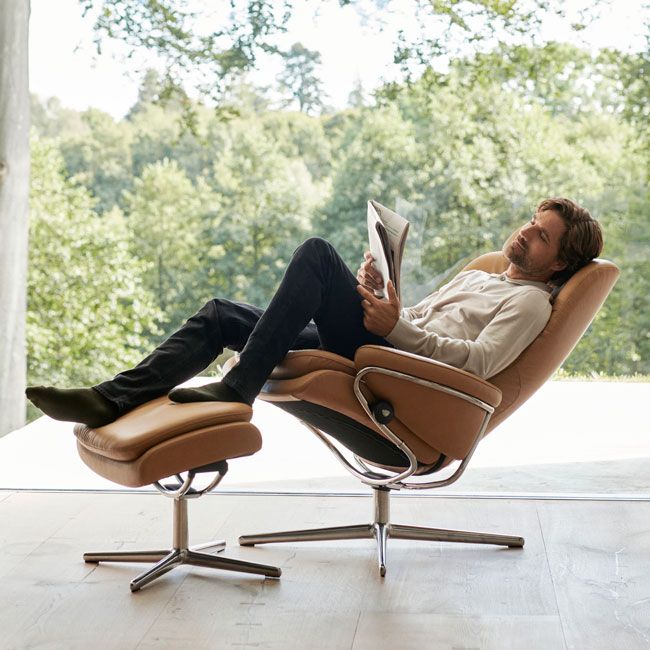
28, 41, 649, 393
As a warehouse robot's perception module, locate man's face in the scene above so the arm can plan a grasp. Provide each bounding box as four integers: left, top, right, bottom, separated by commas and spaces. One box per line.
503, 209, 567, 279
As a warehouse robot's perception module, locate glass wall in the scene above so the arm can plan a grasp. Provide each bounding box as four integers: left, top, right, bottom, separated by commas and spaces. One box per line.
3, 0, 648, 496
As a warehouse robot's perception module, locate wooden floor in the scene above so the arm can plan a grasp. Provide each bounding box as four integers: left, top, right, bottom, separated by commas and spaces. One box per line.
1, 490, 649, 650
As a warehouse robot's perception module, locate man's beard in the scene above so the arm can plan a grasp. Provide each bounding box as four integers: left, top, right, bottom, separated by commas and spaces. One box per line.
504, 239, 528, 268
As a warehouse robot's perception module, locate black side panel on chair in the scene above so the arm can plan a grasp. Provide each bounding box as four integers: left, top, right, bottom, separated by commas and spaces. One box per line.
271, 400, 410, 467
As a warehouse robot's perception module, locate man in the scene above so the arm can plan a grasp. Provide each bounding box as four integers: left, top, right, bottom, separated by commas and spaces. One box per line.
26, 197, 603, 429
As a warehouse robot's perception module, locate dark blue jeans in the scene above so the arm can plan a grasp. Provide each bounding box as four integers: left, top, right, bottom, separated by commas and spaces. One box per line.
95, 238, 391, 414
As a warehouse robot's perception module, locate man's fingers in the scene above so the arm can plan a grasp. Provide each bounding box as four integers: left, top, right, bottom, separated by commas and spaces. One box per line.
386, 280, 398, 302
358, 269, 378, 288
357, 284, 379, 304
356, 284, 369, 299
361, 258, 384, 286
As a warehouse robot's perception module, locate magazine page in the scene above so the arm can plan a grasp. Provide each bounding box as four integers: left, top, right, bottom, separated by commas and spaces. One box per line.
369, 200, 409, 251
367, 202, 393, 298
366, 200, 409, 298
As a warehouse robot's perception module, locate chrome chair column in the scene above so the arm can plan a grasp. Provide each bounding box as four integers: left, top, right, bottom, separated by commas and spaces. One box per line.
85, 470, 281, 592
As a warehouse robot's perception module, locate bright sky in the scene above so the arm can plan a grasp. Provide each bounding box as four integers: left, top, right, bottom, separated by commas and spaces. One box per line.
29, 0, 649, 119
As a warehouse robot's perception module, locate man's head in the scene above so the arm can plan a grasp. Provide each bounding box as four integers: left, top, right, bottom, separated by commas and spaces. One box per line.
503, 197, 604, 284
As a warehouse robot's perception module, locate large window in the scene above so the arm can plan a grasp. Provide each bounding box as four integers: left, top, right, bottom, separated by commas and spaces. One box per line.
3, 0, 647, 496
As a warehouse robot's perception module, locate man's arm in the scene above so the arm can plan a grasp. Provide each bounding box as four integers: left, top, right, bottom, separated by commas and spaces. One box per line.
384, 290, 552, 378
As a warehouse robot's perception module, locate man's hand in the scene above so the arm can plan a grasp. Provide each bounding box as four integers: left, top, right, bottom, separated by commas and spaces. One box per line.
356, 251, 384, 292
357, 280, 401, 337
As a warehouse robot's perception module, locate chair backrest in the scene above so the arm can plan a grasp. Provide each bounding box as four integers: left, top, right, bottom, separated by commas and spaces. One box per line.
462, 253, 620, 432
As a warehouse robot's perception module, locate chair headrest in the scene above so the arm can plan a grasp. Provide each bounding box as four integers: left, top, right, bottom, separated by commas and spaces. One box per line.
462, 253, 620, 432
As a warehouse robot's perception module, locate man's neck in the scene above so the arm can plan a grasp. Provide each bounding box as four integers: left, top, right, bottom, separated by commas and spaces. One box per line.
504, 264, 551, 284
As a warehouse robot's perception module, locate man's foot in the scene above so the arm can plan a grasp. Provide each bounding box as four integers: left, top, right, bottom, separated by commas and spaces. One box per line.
25, 386, 120, 428
168, 381, 251, 406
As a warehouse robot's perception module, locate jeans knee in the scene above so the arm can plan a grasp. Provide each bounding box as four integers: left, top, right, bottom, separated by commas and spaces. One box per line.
296, 236, 334, 258
192, 299, 221, 328
207, 297, 224, 310
203, 298, 240, 326
200, 298, 221, 315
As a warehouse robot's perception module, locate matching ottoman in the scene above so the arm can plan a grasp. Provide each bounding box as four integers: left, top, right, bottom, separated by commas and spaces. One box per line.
74, 396, 281, 592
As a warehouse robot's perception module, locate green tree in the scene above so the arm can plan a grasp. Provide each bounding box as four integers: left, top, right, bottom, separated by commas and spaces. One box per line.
128, 102, 219, 182
59, 108, 134, 212
220, 76, 272, 116
27, 139, 161, 402
31, 95, 86, 139
561, 183, 649, 377
204, 118, 321, 305
27, 32, 649, 380
79, 0, 591, 124
80, 0, 294, 116
126, 68, 165, 120
277, 42, 326, 114
348, 76, 365, 108
376, 49, 648, 372
123, 159, 215, 335
375, 53, 630, 249
260, 110, 332, 181
316, 105, 423, 266
615, 36, 650, 180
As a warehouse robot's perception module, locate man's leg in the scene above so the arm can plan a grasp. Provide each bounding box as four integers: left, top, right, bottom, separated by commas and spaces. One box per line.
94, 299, 265, 412
172, 237, 389, 405
26, 298, 320, 425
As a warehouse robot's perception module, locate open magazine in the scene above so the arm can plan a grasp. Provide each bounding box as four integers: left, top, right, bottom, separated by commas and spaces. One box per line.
366, 200, 410, 299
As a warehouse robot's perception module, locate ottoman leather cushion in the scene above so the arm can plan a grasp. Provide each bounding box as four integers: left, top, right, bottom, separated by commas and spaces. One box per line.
74, 397, 254, 461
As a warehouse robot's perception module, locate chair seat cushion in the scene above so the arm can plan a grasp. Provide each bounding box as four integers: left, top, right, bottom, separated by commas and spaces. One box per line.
268, 350, 356, 379
74, 397, 254, 461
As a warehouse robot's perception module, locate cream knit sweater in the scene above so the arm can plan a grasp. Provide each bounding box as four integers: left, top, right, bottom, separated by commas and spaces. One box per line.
385, 270, 552, 379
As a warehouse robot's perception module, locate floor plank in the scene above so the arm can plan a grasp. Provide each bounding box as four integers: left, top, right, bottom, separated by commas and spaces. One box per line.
366, 497, 558, 617
537, 500, 650, 650
0, 492, 102, 579
352, 612, 565, 650
1, 492, 649, 650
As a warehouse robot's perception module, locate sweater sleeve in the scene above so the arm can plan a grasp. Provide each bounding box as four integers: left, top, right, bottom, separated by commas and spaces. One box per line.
400, 291, 436, 321
385, 289, 551, 378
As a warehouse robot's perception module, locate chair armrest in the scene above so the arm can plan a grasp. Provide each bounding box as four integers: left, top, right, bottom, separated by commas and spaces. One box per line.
353, 345, 501, 461
354, 345, 501, 408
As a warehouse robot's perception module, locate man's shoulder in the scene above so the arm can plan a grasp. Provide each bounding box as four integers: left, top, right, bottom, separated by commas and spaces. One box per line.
507, 285, 553, 320
453, 269, 489, 285
513, 283, 553, 301
459, 269, 489, 278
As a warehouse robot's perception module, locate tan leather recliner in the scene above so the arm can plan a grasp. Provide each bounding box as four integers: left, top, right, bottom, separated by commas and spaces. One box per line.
238, 255, 620, 575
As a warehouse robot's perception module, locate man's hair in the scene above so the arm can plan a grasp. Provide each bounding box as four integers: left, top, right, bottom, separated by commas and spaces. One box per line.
537, 197, 604, 285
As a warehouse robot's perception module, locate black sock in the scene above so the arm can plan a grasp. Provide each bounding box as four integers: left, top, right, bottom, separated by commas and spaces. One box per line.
25, 386, 120, 428
168, 381, 251, 406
